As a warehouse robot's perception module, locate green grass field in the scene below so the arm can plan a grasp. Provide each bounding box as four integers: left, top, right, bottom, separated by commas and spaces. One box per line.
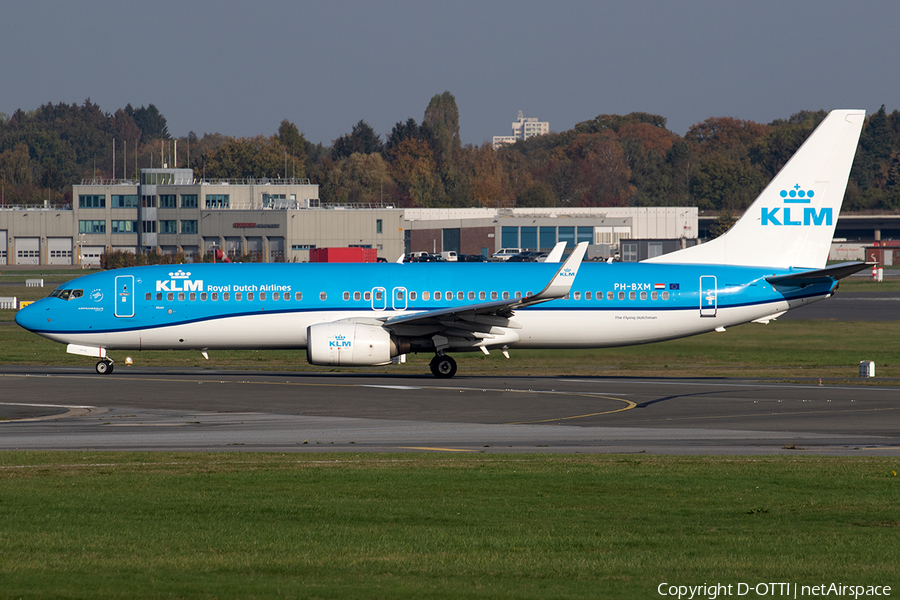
1, 453, 898, 599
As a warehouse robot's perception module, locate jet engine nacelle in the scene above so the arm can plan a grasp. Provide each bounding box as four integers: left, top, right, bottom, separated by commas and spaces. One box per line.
306, 322, 404, 366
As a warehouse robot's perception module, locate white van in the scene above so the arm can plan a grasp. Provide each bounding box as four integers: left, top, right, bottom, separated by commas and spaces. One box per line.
440, 251, 458, 262
491, 248, 522, 261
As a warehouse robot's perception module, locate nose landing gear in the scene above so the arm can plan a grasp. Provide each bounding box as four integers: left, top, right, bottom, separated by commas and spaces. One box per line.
95, 359, 114, 375
429, 354, 457, 378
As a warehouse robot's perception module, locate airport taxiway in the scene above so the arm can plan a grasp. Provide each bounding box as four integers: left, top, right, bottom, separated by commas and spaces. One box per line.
1, 367, 897, 455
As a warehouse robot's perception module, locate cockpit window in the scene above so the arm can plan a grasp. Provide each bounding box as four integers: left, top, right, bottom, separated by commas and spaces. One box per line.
49, 288, 84, 301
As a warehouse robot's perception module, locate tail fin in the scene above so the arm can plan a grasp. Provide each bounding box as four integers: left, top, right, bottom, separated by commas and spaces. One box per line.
647, 109, 865, 269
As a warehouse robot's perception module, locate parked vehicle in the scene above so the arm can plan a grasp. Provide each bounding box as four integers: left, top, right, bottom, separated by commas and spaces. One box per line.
507, 251, 548, 262
439, 251, 458, 262
459, 254, 490, 262
491, 248, 522, 261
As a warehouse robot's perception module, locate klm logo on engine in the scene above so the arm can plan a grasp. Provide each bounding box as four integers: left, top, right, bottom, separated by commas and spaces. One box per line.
329, 335, 352, 348
761, 184, 832, 226
155, 270, 203, 292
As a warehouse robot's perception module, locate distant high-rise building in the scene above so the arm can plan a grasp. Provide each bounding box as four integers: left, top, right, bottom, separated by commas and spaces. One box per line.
492, 111, 550, 149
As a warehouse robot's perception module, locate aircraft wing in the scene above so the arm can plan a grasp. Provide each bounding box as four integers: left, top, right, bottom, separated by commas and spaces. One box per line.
380, 242, 588, 344
766, 262, 871, 287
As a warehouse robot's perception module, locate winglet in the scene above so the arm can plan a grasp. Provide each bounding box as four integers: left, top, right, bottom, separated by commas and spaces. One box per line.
544, 242, 567, 263
396, 254, 405, 264
531, 242, 588, 300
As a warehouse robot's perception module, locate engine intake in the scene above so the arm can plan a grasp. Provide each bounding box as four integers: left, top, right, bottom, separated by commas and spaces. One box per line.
306, 322, 406, 366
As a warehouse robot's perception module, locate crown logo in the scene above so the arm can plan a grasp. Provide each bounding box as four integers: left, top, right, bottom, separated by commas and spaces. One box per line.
779, 184, 814, 204
169, 270, 191, 279
334, 335, 346, 340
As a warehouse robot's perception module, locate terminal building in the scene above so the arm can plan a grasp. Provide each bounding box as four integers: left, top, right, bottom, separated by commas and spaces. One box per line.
0, 167, 706, 266
2, 165, 897, 267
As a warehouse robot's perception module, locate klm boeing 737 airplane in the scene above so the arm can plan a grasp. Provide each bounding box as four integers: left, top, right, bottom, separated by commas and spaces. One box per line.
16, 110, 868, 378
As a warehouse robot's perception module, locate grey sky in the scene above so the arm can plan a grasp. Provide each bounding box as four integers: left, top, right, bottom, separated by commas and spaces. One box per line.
2, 1, 898, 146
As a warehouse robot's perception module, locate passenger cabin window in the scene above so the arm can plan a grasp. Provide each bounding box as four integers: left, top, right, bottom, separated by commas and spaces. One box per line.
478, 292, 485, 300
423, 291, 430, 301
502, 291, 509, 300
273, 292, 280, 300
156, 293, 163, 301
585, 292, 592, 300
260, 292, 266, 301
457, 292, 464, 301
178, 292, 185, 301
662, 291, 670, 300
189, 292, 196, 301
434, 291, 441, 301
320, 292, 327, 301
145, 292, 151, 301
608, 291, 614, 301
343, 292, 350, 301
212, 292, 218, 301
353, 291, 361, 301
224, 292, 230, 301
235, 292, 242, 301
295, 292, 302, 301
167, 293, 174, 301
364, 291, 371, 301
247, 292, 254, 301
410, 291, 417, 301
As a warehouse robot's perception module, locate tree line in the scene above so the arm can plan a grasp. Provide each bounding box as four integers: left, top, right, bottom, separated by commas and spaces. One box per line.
1, 94, 899, 214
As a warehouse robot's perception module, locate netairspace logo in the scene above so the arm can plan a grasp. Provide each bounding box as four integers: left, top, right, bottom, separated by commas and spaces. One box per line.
761, 184, 832, 227
657, 582, 892, 599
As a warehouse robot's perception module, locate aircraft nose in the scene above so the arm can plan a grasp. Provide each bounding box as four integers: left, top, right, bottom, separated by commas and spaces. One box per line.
14, 300, 48, 332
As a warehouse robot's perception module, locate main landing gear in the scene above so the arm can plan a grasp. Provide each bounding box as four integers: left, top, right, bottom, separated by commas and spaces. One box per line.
429, 354, 457, 379
95, 359, 114, 375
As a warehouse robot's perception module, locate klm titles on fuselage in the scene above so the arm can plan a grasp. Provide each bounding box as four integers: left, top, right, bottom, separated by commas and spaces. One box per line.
761, 185, 832, 226
154, 271, 291, 293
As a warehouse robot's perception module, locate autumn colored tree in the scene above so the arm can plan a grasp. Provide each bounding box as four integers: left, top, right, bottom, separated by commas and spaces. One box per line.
388, 137, 445, 207
468, 143, 510, 207
200, 136, 289, 179
322, 152, 394, 204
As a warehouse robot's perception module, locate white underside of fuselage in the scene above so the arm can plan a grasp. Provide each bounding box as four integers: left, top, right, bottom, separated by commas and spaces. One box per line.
42, 295, 822, 354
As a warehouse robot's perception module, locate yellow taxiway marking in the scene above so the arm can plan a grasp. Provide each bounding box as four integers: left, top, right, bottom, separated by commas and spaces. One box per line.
504, 394, 637, 424
398, 447, 475, 453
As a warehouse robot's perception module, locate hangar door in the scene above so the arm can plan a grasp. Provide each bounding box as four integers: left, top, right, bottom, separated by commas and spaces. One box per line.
81, 246, 104, 267
48, 237, 73, 265
0, 230, 7, 265
15, 237, 40, 265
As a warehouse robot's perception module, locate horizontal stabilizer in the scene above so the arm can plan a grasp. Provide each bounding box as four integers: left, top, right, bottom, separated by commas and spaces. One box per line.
766, 262, 871, 287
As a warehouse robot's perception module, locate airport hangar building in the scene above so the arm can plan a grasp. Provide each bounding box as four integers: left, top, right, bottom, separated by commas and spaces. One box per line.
0, 167, 706, 266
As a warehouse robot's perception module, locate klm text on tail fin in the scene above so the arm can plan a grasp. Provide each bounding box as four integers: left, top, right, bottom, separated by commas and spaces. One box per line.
647, 109, 866, 269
